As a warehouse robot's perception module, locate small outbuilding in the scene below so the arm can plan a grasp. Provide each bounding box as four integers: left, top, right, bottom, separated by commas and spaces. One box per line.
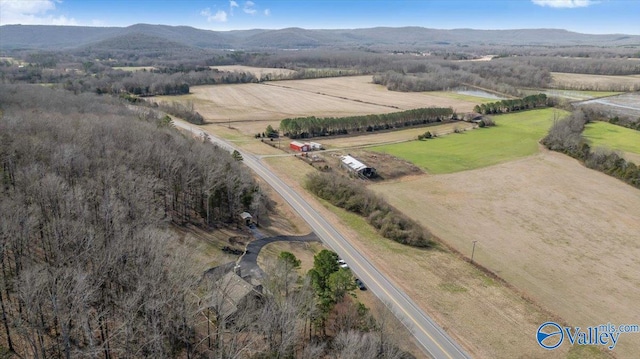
239, 211, 253, 225
290, 141, 309, 152
309, 142, 323, 150
340, 155, 377, 178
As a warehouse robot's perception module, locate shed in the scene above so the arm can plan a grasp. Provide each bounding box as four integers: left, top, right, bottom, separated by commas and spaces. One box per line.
309, 142, 323, 150
290, 141, 309, 152
340, 155, 377, 178
239, 211, 253, 225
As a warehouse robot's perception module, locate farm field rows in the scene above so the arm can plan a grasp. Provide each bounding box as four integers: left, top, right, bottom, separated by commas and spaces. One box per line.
263, 154, 607, 359
269, 75, 485, 111
210, 65, 296, 79
156, 76, 490, 136
551, 72, 640, 91
371, 108, 567, 174
368, 150, 640, 359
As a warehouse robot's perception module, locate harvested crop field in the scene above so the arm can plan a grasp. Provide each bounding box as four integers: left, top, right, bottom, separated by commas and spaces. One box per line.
210, 65, 296, 79
369, 150, 640, 359
319, 121, 476, 149
155, 83, 396, 134
269, 75, 483, 112
157, 76, 486, 135
551, 72, 640, 91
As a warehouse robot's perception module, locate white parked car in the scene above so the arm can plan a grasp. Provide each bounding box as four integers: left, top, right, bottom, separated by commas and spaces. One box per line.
337, 259, 348, 269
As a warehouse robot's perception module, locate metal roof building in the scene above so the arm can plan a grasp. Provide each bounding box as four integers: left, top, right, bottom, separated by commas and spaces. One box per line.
340, 155, 376, 178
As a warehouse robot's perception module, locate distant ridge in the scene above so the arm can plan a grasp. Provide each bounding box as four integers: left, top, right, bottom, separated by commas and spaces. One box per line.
2, 24, 639, 50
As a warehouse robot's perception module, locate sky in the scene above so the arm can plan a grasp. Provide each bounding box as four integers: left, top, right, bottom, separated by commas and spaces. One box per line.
1, 0, 639, 35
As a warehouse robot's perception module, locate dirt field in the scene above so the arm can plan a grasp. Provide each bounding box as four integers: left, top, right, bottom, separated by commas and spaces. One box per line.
270, 75, 482, 112
318, 121, 476, 149
262, 156, 609, 359
156, 76, 483, 136
551, 72, 640, 91
210, 65, 296, 79
369, 150, 640, 359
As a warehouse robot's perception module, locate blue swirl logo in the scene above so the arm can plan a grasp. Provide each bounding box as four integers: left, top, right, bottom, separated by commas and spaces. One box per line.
537, 322, 564, 349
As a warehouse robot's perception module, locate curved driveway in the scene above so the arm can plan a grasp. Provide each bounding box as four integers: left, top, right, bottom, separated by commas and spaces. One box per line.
173, 120, 471, 359
238, 232, 319, 280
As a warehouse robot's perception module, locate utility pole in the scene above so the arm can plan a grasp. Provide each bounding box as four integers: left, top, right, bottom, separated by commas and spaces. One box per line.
471, 240, 478, 263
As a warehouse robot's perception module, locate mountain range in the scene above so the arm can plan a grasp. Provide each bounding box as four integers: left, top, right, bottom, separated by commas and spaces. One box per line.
1, 23, 639, 51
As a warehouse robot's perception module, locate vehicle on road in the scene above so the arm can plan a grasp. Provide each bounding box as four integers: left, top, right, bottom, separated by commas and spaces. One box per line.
355, 278, 366, 290
338, 259, 349, 269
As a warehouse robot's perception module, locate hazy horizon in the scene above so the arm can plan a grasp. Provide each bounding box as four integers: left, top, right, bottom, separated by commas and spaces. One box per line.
1, 0, 639, 35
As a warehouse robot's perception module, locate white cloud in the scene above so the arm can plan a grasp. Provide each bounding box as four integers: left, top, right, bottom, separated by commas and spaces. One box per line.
229, 0, 238, 15
243, 1, 257, 15
264, 8, 271, 16
0, 0, 78, 25
531, 0, 595, 8
201, 8, 228, 22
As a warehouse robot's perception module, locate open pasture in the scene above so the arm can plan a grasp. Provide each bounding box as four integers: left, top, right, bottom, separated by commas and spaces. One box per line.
584, 121, 640, 155
551, 72, 640, 91
369, 150, 640, 359
371, 108, 567, 174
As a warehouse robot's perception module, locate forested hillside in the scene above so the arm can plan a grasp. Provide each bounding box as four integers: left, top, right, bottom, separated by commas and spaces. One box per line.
0, 85, 263, 357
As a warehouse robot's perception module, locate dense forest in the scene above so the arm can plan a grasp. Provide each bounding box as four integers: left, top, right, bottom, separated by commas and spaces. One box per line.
0, 85, 412, 358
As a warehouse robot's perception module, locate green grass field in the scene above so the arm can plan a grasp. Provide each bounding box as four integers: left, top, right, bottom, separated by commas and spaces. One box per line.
371, 108, 568, 174
584, 121, 640, 155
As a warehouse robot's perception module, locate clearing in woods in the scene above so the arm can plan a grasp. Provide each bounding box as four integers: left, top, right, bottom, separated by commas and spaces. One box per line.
551, 72, 640, 91
371, 108, 567, 174
368, 150, 640, 359
155, 75, 484, 135
209, 65, 296, 79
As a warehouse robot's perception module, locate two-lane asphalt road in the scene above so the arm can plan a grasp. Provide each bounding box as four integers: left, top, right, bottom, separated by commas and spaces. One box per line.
173, 120, 471, 359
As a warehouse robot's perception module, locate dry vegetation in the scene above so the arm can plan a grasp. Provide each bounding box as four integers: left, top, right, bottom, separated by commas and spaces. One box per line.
369, 150, 640, 359
210, 65, 296, 79
551, 72, 640, 91
155, 76, 484, 136
263, 156, 598, 359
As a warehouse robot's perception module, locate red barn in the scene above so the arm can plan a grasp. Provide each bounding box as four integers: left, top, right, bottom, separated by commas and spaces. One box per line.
290, 141, 309, 152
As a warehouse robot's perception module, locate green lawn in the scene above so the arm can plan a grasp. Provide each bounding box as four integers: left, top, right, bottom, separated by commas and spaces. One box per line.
584, 121, 640, 155
371, 108, 568, 174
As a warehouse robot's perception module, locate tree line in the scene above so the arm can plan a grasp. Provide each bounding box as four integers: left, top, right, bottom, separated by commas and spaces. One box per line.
280, 107, 455, 139
473, 94, 550, 115
306, 172, 433, 247
541, 110, 640, 189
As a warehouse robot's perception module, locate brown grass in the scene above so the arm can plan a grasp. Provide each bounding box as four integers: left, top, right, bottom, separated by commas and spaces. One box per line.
319, 122, 476, 149
210, 65, 296, 79
270, 75, 481, 112
551, 72, 640, 91
262, 154, 611, 359
369, 150, 640, 359
155, 76, 483, 136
